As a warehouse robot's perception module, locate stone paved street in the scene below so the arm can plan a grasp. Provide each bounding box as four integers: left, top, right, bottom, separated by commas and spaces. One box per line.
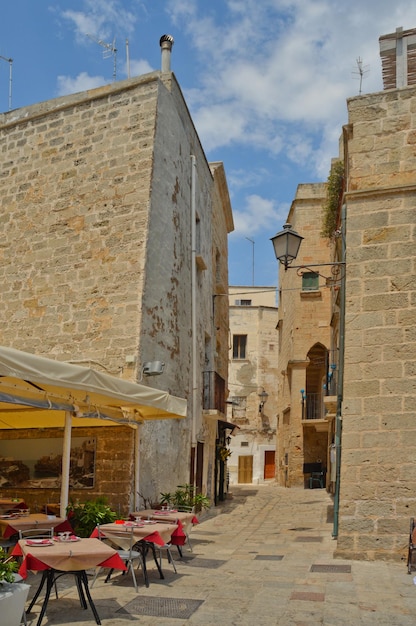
21, 484, 416, 625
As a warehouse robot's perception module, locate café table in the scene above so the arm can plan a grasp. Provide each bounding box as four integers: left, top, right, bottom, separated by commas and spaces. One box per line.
0, 513, 73, 539
91, 520, 179, 586
12, 536, 126, 626
0, 497, 28, 514
131, 508, 199, 550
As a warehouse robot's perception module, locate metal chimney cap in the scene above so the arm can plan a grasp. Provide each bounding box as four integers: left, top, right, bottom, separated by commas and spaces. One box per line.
160, 34, 174, 47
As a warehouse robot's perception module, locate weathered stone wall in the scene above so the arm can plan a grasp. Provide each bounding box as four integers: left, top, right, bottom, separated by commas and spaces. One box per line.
0, 72, 228, 509
336, 86, 416, 561
276, 183, 333, 487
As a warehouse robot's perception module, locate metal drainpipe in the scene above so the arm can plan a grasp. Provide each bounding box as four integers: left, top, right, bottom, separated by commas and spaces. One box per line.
332, 203, 347, 538
191, 155, 197, 452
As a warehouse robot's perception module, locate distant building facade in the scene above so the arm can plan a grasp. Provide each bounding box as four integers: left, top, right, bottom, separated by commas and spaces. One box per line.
227, 286, 278, 485
0, 42, 233, 511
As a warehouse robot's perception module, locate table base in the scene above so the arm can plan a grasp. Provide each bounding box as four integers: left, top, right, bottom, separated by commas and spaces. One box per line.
27, 568, 101, 626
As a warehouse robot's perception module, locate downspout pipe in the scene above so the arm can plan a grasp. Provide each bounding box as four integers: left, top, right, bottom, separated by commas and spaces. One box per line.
191, 155, 197, 451
332, 202, 347, 538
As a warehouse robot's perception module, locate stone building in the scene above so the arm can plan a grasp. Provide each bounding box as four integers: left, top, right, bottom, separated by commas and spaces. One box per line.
0, 38, 233, 513
227, 286, 278, 485
274, 185, 336, 490
276, 26, 416, 561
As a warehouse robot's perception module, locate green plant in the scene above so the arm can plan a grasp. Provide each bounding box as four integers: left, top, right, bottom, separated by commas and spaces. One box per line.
0, 547, 18, 583
160, 484, 210, 511
322, 160, 344, 239
66, 497, 117, 537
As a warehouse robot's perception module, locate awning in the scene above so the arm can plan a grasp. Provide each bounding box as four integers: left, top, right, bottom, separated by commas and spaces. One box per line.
0, 345, 187, 429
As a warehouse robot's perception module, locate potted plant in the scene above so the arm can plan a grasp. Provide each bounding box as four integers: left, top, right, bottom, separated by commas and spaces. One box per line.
0, 547, 30, 626
66, 497, 117, 537
160, 484, 210, 512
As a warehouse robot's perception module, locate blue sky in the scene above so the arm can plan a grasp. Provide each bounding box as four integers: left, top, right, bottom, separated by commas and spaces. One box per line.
1, 1, 416, 286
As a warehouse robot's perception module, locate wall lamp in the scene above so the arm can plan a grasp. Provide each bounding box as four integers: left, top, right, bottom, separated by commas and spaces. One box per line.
270, 223, 345, 280
258, 388, 269, 414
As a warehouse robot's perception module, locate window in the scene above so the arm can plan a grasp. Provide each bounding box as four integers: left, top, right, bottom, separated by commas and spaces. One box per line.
234, 299, 252, 306
231, 396, 247, 419
302, 271, 319, 291
232, 335, 247, 359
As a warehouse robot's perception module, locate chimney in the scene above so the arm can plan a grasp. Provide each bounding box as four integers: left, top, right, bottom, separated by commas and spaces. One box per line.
160, 34, 174, 72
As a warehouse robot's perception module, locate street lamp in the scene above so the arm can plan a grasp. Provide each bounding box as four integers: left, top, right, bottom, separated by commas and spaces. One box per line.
270, 222, 345, 281
270, 223, 304, 270
258, 388, 269, 414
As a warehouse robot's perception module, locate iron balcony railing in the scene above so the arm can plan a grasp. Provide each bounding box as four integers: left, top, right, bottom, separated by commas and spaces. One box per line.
203, 371, 226, 414
302, 393, 325, 420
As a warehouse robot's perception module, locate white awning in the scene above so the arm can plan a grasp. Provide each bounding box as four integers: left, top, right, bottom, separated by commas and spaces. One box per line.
0, 346, 187, 429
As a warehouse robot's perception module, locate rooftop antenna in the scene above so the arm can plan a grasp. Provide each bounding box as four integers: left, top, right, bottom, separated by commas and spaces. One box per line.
87, 34, 117, 81
352, 57, 370, 95
0, 55, 13, 111
126, 39, 130, 79
245, 237, 255, 286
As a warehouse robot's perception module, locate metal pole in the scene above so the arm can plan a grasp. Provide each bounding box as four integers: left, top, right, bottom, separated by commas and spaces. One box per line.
332, 203, 347, 538
245, 237, 255, 285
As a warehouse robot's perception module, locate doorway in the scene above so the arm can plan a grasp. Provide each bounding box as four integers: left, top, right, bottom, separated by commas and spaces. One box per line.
238, 455, 253, 483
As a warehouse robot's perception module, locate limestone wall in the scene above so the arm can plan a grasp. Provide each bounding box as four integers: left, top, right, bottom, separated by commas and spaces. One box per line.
336, 86, 416, 561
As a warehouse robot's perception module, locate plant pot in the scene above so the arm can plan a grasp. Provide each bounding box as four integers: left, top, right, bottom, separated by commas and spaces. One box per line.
0, 580, 30, 626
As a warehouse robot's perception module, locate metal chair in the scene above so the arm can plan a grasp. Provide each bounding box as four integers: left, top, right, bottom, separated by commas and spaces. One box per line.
18, 527, 54, 540
309, 472, 324, 489
177, 505, 194, 551
93, 525, 144, 592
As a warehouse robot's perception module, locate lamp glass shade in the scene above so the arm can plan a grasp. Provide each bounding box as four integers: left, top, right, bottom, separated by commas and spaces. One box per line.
270, 223, 303, 267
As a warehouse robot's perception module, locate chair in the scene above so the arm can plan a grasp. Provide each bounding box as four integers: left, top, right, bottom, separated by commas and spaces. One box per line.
407, 517, 416, 573
309, 472, 324, 489
18, 527, 54, 540
177, 506, 194, 551
18, 526, 59, 610
93, 525, 143, 592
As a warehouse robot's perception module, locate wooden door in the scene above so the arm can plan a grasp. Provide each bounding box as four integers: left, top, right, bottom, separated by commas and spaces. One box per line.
238, 455, 253, 483
264, 450, 276, 479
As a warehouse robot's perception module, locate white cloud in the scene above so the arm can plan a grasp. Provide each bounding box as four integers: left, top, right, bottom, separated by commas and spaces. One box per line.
165, 0, 416, 178
231, 194, 289, 237
62, 0, 137, 42
56, 72, 106, 96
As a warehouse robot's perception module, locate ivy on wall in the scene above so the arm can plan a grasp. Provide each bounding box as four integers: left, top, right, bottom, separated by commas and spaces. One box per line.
322, 160, 344, 239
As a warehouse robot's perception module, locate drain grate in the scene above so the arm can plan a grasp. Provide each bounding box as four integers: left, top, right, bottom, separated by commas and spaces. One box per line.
310, 564, 351, 573
119, 596, 203, 619
254, 555, 284, 561
180, 556, 226, 568
295, 536, 323, 542
288, 527, 313, 531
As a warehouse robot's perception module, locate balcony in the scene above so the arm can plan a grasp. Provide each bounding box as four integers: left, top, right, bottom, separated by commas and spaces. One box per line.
203, 371, 226, 415
302, 393, 328, 432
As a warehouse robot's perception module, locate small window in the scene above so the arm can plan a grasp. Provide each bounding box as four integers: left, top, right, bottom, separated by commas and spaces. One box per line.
241, 441, 249, 447
234, 299, 252, 306
231, 396, 247, 419
233, 335, 247, 359
302, 271, 319, 291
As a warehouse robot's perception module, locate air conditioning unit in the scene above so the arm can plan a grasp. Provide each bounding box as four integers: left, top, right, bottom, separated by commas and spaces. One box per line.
142, 361, 165, 376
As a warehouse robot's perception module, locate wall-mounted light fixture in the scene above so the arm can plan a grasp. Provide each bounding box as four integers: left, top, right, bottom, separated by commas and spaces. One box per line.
142, 361, 165, 376
258, 388, 269, 414
270, 222, 345, 280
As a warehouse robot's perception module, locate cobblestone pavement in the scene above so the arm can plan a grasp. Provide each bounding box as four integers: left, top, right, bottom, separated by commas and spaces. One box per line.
21, 483, 416, 625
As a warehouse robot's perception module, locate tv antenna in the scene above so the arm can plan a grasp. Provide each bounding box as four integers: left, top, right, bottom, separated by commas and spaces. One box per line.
352, 57, 369, 95
87, 34, 117, 81
0, 54, 13, 111
245, 237, 255, 286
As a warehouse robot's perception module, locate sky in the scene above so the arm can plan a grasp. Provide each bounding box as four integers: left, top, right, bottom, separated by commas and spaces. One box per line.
1, 1, 416, 287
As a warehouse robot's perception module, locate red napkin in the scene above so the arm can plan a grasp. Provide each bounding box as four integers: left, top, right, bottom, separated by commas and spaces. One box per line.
25, 539, 52, 545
